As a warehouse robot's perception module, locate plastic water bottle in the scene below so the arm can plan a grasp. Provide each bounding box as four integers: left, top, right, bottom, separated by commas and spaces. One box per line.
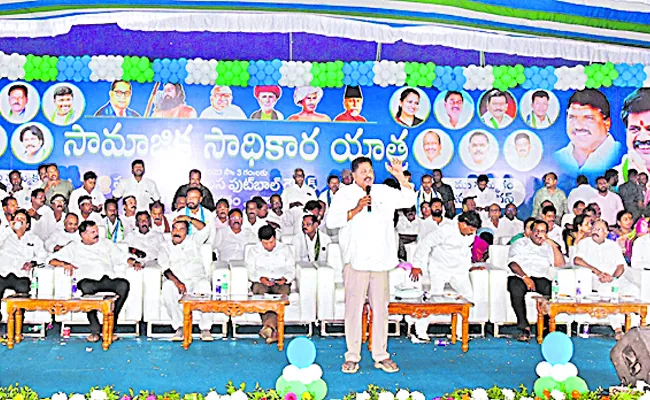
576, 279, 583, 302
71, 278, 79, 299
551, 278, 559, 301
30, 269, 38, 298
611, 278, 620, 303
215, 278, 222, 296
221, 273, 229, 298
434, 339, 449, 347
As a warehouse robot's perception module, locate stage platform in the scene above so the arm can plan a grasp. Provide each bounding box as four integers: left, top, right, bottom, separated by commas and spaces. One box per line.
0, 332, 620, 399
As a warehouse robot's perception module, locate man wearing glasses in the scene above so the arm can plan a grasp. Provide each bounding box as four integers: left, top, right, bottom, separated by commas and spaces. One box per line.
94, 80, 141, 117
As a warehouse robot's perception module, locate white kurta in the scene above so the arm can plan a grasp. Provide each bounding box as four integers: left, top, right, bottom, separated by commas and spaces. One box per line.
30, 205, 57, 242
112, 176, 161, 212
507, 238, 554, 279
214, 227, 257, 262
48, 240, 131, 281
68, 187, 107, 216
124, 229, 165, 263
174, 206, 217, 248
0, 227, 47, 278
45, 230, 79, 253
246, 242, 296, 283
292, 231, 331, 263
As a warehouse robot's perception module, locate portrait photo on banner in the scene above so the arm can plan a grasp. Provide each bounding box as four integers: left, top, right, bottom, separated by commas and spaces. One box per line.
458, 129, 499, 172
0, 81, 40, 125
10, 122, 53, 165
412, 128, 454, 169
477, 89, 517, 130
519, 89, 560, 130
503, 129, 544, 172
41, 82, 85, 126
389, 87, 431, 128
433, 89, 474, 130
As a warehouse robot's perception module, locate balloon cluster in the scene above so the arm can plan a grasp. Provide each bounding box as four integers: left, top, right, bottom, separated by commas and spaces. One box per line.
0, 52, 27, 80
279, 61, 314, 88
88, 55, 124, 82
463, 65, 494, 91
152, 58, 189, 84
122, 56, 154, 83
372, 60, 406, 87
433, 66, 466, 92
311, 61, 345, 88
522, 66, 558, 90
404, 62, 436, 88
534, 332, 588, 398
184, 58, 218, 86
24, 55, 58, 82
215, 61, 250, 87
248, 59, 283, 86
554, 66, 588, 91
343, 61, 375, 87
56, 56, 92, 83
613, 63, 647, 88
584, 62, 618, 89
492, 65, 525, 91
275, 337, 327, 400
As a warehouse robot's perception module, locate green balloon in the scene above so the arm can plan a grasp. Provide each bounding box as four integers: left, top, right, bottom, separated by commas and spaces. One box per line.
326, 71, 337, 81
562, 377, 589, 393
231, 63, 242, 75
417, 77, 429, 87
426, 72, 436, 81
312, 64, 321, 76
306, 379, 328, 400
406, 77, 418, 87
604, 62, 614, 71
508, 67, 518, 77
584, 66, 594, 77
232, 77, 241, 86
515, 64, 525, 73
516, 73, 526, 84
40, 62, 50, 72
493, 66, 503, 78
602, 77, 613, 87
417, 64, 427, 75
403, 63, 413, 74
32, 57, 42, 67
609, 69, 619, 80
325, 62, 335, 72
144, 69, 154, 81
534, 377, 559, 397
594, 71, 604, 81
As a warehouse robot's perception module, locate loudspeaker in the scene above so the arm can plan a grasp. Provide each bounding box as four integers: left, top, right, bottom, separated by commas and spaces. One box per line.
610, 327, 650, 385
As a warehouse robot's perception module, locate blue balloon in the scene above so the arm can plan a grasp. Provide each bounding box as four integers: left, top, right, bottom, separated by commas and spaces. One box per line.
343, 76, 352, 85
264, 65, 275, 75
56, 72, 66, 82
637, 72, 647, 82
256, 70, 266, 81
524, 69, 533, 78
539, 69, 549, 78
358, 76, 369, 86
248, 64, 259, 75
522, 80, 532, 89
435, 66, 444, 76
177, 68, 188, 79
169, 73, 179, 84
532, 74, 542, 85
444, 65, 452, 74
169, 61, 180, 73
152, 61, 163, 73
81, 67, 91, 79
447, 81, 458, 91
271, 59, 283, 69
286, 337, 316, 368
81, 55, 91, 64
160, 69, 171, 80
57, 59, 68, 72
541, 332, 573, 365
263, 76, 274, 85
628, 78, 638, 87
256, 60, 266, 70
358, 64, 369, 75
73, 72, 83, 82
65, 55, 75, 66
249, 77, 259, 86
453, 66, 464, 76
272, 71, 282, 81
442, 74, 452, 84
351, 70, 361, 80
433, 77, 442, 87
342, 64, 353, 74
65, 67, 75, 79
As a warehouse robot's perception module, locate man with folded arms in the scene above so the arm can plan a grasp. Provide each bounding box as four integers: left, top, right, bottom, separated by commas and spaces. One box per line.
45, 213, 79, 253
47, 221, 142, 342
124, 211, 165, 263
0, 210, 47, 317
158, 217, 213, 342
246, 225, 295, 345
507, 219, 564, 342
214, 209, 256, 262
573, 219, 639, 340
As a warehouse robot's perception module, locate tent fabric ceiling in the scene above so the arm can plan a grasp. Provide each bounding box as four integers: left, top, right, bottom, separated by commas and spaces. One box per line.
0, 0, 648, 63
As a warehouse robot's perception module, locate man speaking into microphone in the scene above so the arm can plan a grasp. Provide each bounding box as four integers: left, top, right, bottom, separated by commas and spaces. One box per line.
328, 156, 416, 374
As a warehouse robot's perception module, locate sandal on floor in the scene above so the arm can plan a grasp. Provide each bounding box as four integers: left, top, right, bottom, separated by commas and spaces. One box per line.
265, 330, 278, 344
516, 329, 531, 343
374, 359, 399, 373
341, 361, 359, 374
87, 334, 101, 343
259, 326, 273, 340
615, 329, 624, 341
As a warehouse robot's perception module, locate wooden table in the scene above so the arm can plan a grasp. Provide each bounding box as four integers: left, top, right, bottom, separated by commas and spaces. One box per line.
180, 294, 290, 350
535, 296, 649, 344
363, 296, 473, 352
3, 296, 117, 350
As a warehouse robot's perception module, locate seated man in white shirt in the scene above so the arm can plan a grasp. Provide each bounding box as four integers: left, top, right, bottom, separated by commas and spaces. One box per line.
214, 198, 230, 230
292, 214, 331, 263
121, 195, 138, 234
214, 209, 257, 262
104, 199, 126, 243
246, 225, 296, 344
45, 213, 79, 253
540, 205, 565, 254
112, 159, 161, 212
395, 206, 419, 261
482, 203, 501, 233
158, 217, 213, 342
269, 195, 294, 235
48, 220, 143, 342
411, 211, 482, 341
318, 175, 340, 208
495, 203, 524, 245
27, 188, 56, 242
50, 194, 67, 232
561, 200, 586, 230
244, 200, 266, 235
574, 219, 640, 340
174, 187, 217, 248
69, 171, 106, 216
507, 219, 564, 342
0, 210, 47, 322
149, 201, 171, 234
124, 211, 165, 263
77, 195, 104, 226
1, 196, 19, 228
173, 195, 186, 212
282, 168, 317, 210
252, 196, 281, 231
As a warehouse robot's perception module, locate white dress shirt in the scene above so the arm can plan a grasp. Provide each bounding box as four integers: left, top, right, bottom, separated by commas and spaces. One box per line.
561, 213, 576, 228
547, 223, 566, 254
174, 206, 217, 248
124, 229, 165, 262
214, 227, 257, 262
463, 186, 497, 209
112, 176, 161, 211
270, 209, 295, 236
395, 217, 421, 236
122, 215, 137, 236
632, 235, 650, 269
554, 135, 622, 177
151, 214, 173, 234
495, 217, 524, 244
68, 187, 107, 216
31, 205, 57, 242
413, 221, 474, 276
246, 242, 296, 283
282, 183, 317, 208
589, 192, 624, 226
0, 227, 47, 278
567, 185, 597, 211
79, 211, 105, 228
327, 182, 417, 272
418, 217, 446, 241
48, 240, 131, 281
575, 237, 626, 289
45, 229, 79, 253
243, 217, 268, 237
318, 189, 338, 207
481, 111, 513, 128
158, 227, 210, 282
292, 231, 331, 263
507, 238, 555, 279
13, 188, 32, 209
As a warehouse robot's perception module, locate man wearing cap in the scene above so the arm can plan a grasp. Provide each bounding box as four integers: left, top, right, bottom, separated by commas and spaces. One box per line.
250, 86, 284, 120
334, 86, 366, 122
200, 85, 246, 119
288, 86, 331, 122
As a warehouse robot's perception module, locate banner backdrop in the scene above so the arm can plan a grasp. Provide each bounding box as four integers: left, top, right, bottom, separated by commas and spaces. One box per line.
0, 79, 646, 216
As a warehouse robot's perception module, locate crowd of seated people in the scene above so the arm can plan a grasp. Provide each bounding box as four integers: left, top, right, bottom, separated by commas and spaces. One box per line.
0, 158, 649, 345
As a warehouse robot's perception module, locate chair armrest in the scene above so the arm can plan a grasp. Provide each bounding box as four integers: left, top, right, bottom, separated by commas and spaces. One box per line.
314, 261, 335, 321
142, 265, 163, 321
229, 259, 249, 296
296, 261, 317, 322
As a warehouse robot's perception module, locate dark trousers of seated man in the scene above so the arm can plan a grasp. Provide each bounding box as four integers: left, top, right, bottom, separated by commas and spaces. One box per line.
78, 275, 130, 336
507, 275, 551, 331
0, 273, 30, 321
252, 282, 290, 329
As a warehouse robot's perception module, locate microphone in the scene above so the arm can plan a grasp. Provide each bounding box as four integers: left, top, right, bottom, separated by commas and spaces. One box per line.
365, 185, 372, 212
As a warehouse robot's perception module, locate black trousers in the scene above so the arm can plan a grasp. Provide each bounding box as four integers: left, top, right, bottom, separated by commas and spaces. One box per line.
78, 276, 130, 336
507, 275, 551, 330
0, 273, 31, 321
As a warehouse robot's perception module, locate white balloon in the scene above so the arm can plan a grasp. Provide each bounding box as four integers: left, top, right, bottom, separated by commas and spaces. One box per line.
564, 362, 578, 377
184, 76, 193, 85
200, 76, 211, 86
536, 361, 553, 377
306, 364, 323, 381
282, 364, 300, 381
551, 363, 568, 382
294, 78, 305, 87
388, 62, 398, 73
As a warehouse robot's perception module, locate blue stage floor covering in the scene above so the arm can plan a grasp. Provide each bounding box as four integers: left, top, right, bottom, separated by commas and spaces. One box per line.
0, 334, 619, 399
